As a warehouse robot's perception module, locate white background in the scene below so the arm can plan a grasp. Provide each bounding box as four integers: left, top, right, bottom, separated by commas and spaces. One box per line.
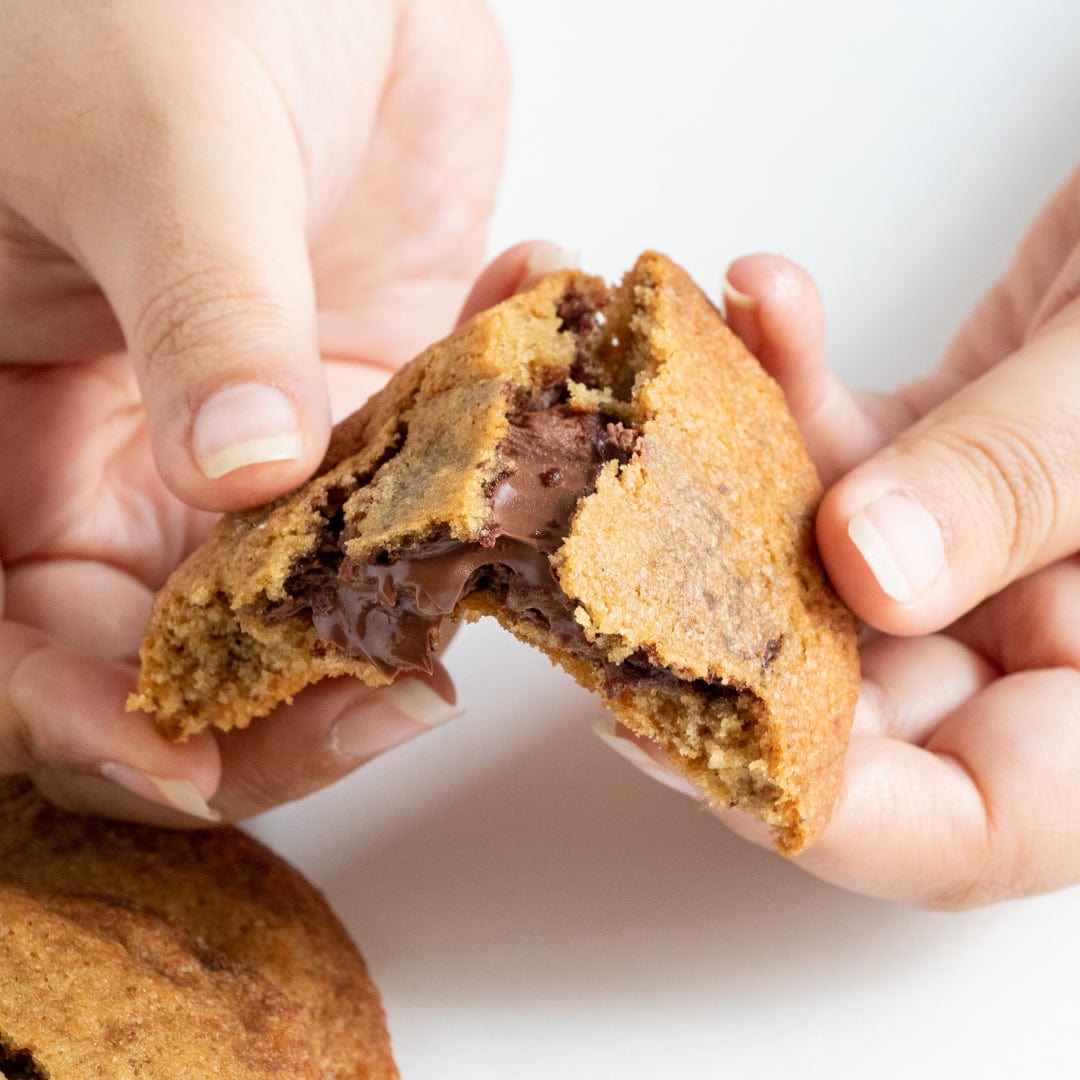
251, 2, 1080, 1076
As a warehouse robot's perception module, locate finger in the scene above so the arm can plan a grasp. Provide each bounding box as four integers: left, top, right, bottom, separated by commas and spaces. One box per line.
723, 669, 1080, 906
854, 632, 997, 744
944, 164, 1080, 378
0, 11, 329, 512
723, 254, 887, 486
457, 241, 579, 326
89, 110, 326, 513
4, 560, 153, 661
917, 668, 1080, 905
820, 311, 1080, 635
210, 665, 459, 821
949, 555, 1080, 675
0, 621, 221, 823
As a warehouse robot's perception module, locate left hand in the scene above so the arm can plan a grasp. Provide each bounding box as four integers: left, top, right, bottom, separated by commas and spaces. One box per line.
704, 170, 1080, 907
582, 164, 1080, 908
0, 0, 507, 824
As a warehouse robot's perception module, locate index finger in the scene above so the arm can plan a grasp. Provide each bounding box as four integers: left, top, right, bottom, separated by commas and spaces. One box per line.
724, 668, 1080, 908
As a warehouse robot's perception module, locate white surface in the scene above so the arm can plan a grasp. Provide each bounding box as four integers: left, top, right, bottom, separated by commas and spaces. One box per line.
249, 3, 1080, 1076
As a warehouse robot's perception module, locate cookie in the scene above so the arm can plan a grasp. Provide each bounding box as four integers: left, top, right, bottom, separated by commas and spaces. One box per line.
0, 884, 319, 1080
0, 777, 397, 1080
131, 252, 859, 852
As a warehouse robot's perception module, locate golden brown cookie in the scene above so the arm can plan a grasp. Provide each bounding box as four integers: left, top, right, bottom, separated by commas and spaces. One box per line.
0, 883, 319, 1080
131, 252, 859, 852
0, 777, 397, 1080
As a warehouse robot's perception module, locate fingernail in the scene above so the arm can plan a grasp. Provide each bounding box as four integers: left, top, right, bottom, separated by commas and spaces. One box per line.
847, 492, 946, 603
192, 382, 303, 479
522, 244, 580, 288
593, 717, 704, 800
99, 762, 221, 822
721, 269, 759, 312
329, 679, 462, 763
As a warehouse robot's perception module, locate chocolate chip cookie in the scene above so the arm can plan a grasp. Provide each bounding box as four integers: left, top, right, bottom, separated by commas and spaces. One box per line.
0, 883, 321, 1080
131, 252, 859, 852
0, 778, 397, 1080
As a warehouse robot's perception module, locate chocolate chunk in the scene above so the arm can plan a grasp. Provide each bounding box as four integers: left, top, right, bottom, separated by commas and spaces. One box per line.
0, 1040, 46, 1080
762, 636, 783, 670
555, 287, 597, 336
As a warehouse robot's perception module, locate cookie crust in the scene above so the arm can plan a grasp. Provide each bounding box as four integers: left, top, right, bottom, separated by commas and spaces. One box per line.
0, 778, 397, 1080
132, 252, 858, 852
0, 883, 319, 1080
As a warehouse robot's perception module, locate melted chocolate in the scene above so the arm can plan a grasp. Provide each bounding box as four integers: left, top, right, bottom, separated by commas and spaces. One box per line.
0, 1041, 46, 1080
274, 406, 639, 678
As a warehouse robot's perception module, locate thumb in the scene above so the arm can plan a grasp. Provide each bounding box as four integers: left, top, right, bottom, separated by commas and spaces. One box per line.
7, 11, 332, 512
83, 122, 328, 511
818, 307, 1080, 635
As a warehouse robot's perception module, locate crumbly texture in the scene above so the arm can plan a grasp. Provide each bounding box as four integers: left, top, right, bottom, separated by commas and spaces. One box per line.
132, 252, 859, 853
0, 778, 397, 1080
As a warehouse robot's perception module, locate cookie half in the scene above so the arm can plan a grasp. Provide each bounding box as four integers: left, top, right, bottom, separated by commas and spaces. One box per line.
131, 252, 858, 852
0, 778, 397, 1080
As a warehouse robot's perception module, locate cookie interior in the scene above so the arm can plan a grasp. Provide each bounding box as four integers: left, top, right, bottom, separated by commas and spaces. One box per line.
132, 254, 858, 852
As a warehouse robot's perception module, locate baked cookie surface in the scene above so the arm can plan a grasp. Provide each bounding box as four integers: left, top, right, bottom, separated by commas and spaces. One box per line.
0, 778, 397, 1080
132, 252, 859, 852
0, 883, 319, 1080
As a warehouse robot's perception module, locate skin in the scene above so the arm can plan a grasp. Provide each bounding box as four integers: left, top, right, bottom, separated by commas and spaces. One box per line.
0, 0, 508, 823
706, 167, 1080, 908
2, 2, 1076, 909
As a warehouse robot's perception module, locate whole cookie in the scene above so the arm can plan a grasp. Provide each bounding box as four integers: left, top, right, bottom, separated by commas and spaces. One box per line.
131, 252, 859, 852
0, 883, 319, 1080
0, 777, 397, 1080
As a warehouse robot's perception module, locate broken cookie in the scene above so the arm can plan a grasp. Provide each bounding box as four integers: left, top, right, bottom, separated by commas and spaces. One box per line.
131, 252, 859, 853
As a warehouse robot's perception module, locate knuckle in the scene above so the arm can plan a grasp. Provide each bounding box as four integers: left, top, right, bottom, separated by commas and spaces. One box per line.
925, 879, 996, 913
917, 752, 998, 912
929, 834, 1047, 912
922, 831, 996, 912
935, 416, 1070, 578
215, 751, 341, 822
132, 267, 287, 375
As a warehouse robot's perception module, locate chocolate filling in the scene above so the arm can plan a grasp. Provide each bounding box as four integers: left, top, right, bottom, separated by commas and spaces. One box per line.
262, 401, 748, 706
269, 405, 638, 680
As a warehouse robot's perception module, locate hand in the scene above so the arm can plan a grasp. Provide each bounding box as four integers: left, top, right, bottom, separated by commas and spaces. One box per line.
0, 0, 508, 824
706, 168, 1080, 907
592, 167, 1080, 907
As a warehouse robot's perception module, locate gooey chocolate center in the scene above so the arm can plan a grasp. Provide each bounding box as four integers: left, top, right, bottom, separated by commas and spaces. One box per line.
275, 406, 638, 678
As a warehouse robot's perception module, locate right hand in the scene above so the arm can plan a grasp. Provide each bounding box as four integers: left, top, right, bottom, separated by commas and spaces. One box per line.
0, 0, 507, 824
